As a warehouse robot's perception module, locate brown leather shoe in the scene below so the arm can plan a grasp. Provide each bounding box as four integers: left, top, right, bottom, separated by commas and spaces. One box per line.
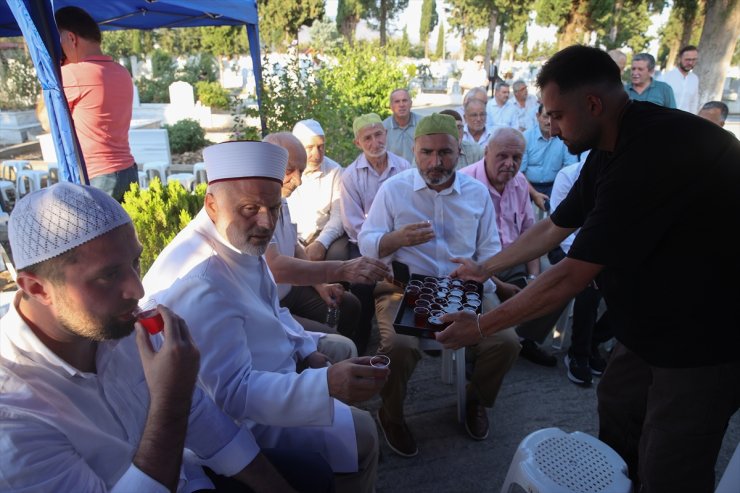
377, 408, 418, 457
465, 399, 489, 440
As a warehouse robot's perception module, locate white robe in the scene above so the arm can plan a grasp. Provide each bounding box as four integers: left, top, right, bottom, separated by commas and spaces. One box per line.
143, 209, 357, 472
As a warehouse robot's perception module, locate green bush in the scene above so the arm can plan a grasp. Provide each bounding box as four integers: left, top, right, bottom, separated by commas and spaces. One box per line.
164, 119, 207, 154
179, 54, 218, 84
0, 50, 41, 110
196, 81, 231, 109
137, 76, 172, 103
122, 179, 206, 275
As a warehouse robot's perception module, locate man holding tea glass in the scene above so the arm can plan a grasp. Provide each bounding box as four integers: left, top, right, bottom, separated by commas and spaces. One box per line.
358, 114, 521, 457
143, 141, 388, 493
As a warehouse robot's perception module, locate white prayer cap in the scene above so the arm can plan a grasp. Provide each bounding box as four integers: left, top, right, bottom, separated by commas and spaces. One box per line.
292, 119, 325, 144
9, 182, 131, 270
203, 141, 287, 185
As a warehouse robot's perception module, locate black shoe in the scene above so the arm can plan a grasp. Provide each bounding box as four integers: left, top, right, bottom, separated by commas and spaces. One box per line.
464, 396, 489, 440
565, 354, 593, 386
519, 339, 557, 367
589, 354, 608, 376
377, 408, 418, 457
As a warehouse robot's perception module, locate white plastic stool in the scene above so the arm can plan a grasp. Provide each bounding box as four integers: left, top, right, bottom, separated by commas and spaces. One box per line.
193, 162, 207, 186
0, 180, 16, 211
168, 172, 195, 191
143, 161, 170, 185
46, 163, 59, 184
16, 169, 49, 196
419, 338, 466, 424
1, 160, 31, 181
137, 171, 149, 189
501, 427, 632, 493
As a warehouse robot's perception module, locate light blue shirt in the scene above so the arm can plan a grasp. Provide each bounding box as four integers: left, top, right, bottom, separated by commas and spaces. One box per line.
520, 125, 578, 185
383, 112, 422, 164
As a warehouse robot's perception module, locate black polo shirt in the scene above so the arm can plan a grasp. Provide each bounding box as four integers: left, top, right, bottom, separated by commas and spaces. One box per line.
551, 101, 740, 367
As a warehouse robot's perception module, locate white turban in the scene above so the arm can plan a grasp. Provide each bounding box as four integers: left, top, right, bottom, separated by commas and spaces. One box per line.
203, 141, 288, 184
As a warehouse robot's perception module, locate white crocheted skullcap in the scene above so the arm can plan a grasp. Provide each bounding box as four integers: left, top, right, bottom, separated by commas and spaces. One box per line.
203, 141, 287, 185
292, 119, 325, 144
9, 182, 132, 270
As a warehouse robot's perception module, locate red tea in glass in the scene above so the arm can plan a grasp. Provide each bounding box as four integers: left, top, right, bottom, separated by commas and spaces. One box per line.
138, 308, 164, 334
405, 286, 420, 306
413, 306, 429, 326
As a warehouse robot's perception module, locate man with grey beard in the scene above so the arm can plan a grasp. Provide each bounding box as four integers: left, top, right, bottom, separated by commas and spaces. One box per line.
358, 114, 520, 457
143, 141, 388, 493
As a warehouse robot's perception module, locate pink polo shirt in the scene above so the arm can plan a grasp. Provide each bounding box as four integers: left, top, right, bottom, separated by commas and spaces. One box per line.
62, 55, 135, 178
458, 159, 535, 249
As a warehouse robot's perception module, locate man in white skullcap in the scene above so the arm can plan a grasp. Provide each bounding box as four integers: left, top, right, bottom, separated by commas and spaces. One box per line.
290, 118, 349, 261
143, 141, 386, 493
1, 182, 330, 492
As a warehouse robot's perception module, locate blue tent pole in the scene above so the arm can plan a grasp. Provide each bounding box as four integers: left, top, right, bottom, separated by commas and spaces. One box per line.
28, 0, 88, 184
246, 22, 266, 137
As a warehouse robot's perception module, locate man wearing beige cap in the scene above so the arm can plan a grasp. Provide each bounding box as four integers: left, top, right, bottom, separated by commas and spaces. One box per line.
341, 113, 412, 354
2, 182, 331, 492
143, 141, 386, 493
359, 114, 520, 457
289, 119, 349, 261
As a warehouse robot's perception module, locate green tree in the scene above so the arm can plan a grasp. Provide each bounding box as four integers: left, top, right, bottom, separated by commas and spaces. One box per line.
435, 22, 446, 60
446, 0, 488, 60
309, 17, 342, 54
337, 0, 366, 45
695, 0, 740, 104
258, 0, 324, 50
420, 0, 439, 58
200, 26, 249, 57
361, 0, 410, 46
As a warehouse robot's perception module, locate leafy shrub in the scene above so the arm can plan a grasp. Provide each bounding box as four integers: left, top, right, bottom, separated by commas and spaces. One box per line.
179, 54, 218, 84
137, 76, 172, 103
0, 50, 41, 110
122, 179, 206, 275
164, 119, 207, 154
196, 81, 231, 109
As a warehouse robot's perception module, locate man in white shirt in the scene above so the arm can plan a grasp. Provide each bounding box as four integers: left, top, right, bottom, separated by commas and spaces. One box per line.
341, 113, 412, 354
486, 82, 517, 129
144, 141, 389, 493
383, 88, 423, 164
459, 54, 489, 95
264, 131, 391, 355
508, 80, 539, 132
290, 119, 348, 261
661, 45, 700, 114
359, 113, 520, 457
1, 182, 323, 492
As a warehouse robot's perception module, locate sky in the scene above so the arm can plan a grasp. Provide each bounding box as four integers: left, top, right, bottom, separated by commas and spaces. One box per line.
322, 0, 670, 56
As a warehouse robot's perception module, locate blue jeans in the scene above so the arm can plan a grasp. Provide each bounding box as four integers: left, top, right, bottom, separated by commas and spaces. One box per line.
89, 163, 139, 202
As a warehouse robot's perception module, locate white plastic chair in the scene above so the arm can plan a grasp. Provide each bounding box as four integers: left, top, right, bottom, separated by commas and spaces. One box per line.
1, 160, 31, 181
143, 161, 170, 185
168, 172, 195, 191
0, 180, 16, 211
16, 169, 49, 196
419, 338, 466, 424
193, 162, 207, 186
501, 427, 632, 493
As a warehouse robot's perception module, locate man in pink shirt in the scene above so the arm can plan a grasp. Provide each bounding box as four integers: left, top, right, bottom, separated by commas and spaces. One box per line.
56, 6, 137, 202
459, 128, 562, 367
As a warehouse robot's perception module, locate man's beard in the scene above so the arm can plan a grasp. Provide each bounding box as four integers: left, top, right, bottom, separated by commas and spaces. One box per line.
227, 224, 273, 256
421, 166, 454, 187
57, 300, 136, 342
365, 145, 386, 158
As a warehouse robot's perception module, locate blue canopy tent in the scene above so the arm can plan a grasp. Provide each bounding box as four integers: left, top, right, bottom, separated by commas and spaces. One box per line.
1, 0, 264, 184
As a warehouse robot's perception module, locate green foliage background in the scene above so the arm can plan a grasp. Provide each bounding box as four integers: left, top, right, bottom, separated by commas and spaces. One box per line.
122, 180, 207, 275
0, 50, 41, 110
163, 119, 208, 154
